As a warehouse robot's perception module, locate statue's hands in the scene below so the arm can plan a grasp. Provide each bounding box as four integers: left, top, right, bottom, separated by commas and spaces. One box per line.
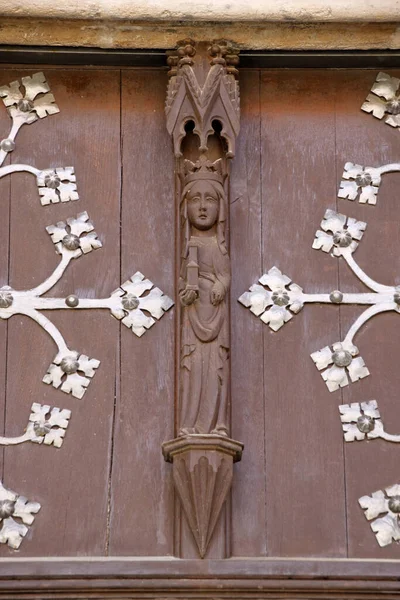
211, 281, 225, 306
180, 287, 198, 306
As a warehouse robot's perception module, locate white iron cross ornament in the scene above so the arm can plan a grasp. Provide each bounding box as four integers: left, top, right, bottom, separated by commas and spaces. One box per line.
239, 71, 400, 549
0, 71, 174, 550
239, 74, 400, 393
0, 73, 174, 400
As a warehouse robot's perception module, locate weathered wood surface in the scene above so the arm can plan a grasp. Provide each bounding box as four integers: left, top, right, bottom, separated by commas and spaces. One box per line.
1, 558, 400, 598
0, 68, 121, 555
335, 70, 400, 558
231, 69, 266, 557
258, 69, 346, 556
0, 66, 398, 560
108, 70, 175, 556
0, 90, 10, 485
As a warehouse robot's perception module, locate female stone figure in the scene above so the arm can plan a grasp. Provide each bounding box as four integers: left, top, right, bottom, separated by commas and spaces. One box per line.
179, 158, 230, 436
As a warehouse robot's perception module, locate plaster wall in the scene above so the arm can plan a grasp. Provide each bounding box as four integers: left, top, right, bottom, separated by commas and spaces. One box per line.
1, 0, 399, 22
0, 1, 399, 52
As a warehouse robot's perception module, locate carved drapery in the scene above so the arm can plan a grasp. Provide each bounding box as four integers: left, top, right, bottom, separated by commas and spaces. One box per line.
162, 40, 243, 558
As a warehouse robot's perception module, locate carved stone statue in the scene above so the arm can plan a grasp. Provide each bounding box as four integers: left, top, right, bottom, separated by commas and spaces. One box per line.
178, 156, 230, 436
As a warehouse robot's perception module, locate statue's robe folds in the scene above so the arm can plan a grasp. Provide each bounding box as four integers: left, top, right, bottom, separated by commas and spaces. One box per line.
180, 235, 230, 434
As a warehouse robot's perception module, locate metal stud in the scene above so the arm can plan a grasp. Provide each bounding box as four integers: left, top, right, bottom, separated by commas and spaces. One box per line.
332, 230, 353, 248
60, 356, 80, 375
62, 233, 80, 251
0, 499, 15, 519
355, 172, 372, 187
44, 172, 61, 189
122, 293, 140, 311
330, 290, 343, 304
0, 288, 13, 308
65, 294, 79, 308
386, 98, 400, 115
357, 414, 375, 433
389, 496, 400, 513
271, 289, 290, 306
0, 139, 15, 152
17, 98, 34, 113
332, 349, 352, 367
33, 421, 52, 437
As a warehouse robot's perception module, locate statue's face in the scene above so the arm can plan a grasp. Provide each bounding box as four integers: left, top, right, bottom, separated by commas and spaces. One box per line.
186, 181, 219, 231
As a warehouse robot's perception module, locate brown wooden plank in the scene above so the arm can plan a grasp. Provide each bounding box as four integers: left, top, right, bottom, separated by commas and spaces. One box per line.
260, 70, 347, 556
334, 69, 400, 558
1, 68, 121, 555
0, 69, 12, 481
108, 69, 175, 556
230, 69, 267, 557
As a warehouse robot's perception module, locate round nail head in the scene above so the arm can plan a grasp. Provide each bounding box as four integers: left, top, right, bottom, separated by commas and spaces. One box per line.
34, 421, 52, 437
333, 230, 352, 248
18, 98, 34, 112
62, 234, 80, 251
0, 499, 15, 519
356, 414, 375, 433
44, 173, 61, 189
0, 289, 13, 308
271, 289, 290, 306
122, 294, 140, 311
355, 172, 372, 187
330, 290, 343, 304
60, 356, 80, 375
386, 98, 400, 115
0, 138, 15, 152
388, 495, 400, 513
332, 349, 352, 367
65, 294, 79, 308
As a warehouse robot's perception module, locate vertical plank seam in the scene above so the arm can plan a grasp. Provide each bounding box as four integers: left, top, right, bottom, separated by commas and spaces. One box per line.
1, 158, 11, 481
334, 84, 349, 558
173, 159, 181, 558
105, 68, 123, 556
260, 69, 268, 558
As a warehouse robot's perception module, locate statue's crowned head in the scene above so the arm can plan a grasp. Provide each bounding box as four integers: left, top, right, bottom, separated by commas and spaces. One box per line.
181, 155, 227, 256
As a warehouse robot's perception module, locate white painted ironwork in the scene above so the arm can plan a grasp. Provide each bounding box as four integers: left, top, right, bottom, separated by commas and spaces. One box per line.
0, 403, 71, 448
361, 71, 400, 129
359, 484, 400, 547
0, 70, 175, 549
338, 161, 400, 206
238, 207, 398, 391
0, 74, 174, 399
239, 73, 400, 397
0, 482, 40, 549
0, 215, 173, 397
339, 400, 400, 443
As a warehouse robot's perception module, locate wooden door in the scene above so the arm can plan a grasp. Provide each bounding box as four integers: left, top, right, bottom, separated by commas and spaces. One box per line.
0, 65, 399, 562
